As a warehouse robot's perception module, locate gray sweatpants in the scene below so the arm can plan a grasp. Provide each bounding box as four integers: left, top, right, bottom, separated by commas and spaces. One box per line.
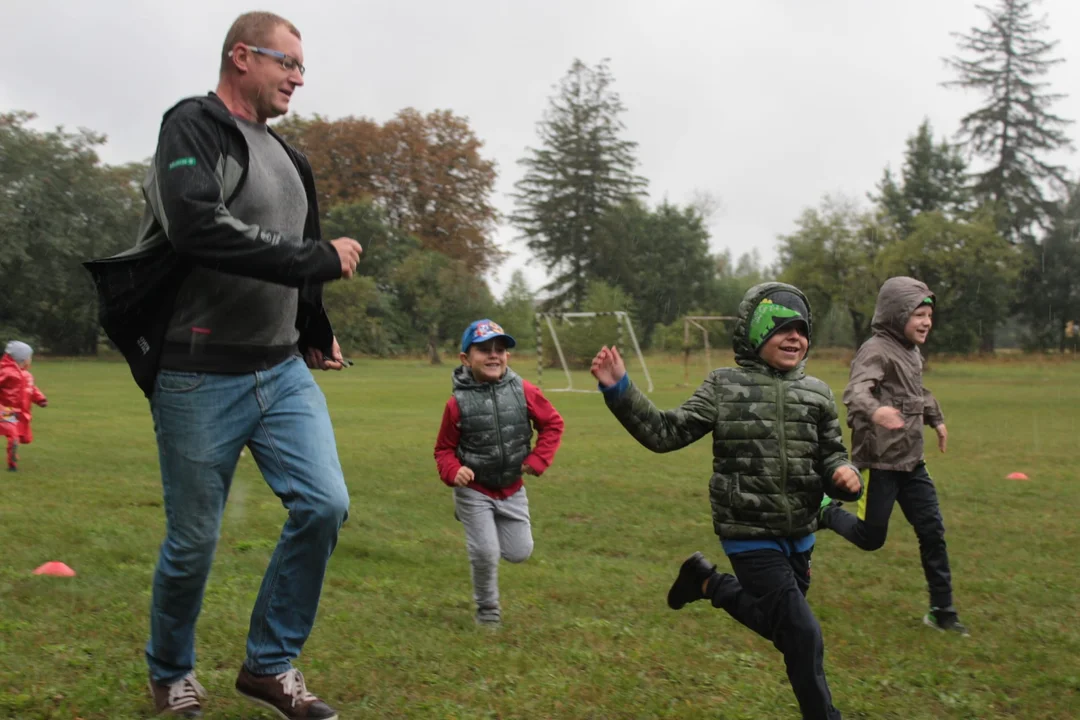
453, 486, 534, 618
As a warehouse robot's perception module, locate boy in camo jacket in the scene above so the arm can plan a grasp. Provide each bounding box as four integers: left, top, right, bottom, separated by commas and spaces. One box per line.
591, 282, 862, 720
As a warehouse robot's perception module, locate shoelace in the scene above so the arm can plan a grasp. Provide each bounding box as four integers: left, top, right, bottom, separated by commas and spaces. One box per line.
167, 673, 207, 710
276, 669, 318, 708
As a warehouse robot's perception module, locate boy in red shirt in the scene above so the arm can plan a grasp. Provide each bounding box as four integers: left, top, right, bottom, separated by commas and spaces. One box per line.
434, 319, 564, 626
1, 341, 48, 471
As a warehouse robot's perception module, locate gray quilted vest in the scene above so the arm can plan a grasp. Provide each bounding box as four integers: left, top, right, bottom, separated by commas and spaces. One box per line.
453, 365, 532, 489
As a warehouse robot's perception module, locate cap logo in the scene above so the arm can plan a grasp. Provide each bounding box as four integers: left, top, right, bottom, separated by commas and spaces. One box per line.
475, 321, 504, 338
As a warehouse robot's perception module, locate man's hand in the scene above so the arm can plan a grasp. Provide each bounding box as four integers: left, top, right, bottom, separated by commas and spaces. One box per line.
305, 337, 346, 371
590, 345, 627, 387
832, 466, 862, 494
454, 466, 475, 487
37, 399, 47, 408
330, 237, 363, 279
521, 462, 538, 477
871, 405, 905, 430
935, 423, 948, 453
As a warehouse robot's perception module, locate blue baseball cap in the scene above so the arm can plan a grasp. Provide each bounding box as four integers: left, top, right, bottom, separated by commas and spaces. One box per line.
461, 319, 516, 353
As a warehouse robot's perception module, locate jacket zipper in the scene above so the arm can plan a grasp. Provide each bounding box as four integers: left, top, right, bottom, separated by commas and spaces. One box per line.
491, 384, 505, 473
776, 375, 792, 533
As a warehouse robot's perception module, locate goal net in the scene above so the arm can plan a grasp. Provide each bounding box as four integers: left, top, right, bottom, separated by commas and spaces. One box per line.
535, 311, 653, 393
681, 315, 737, 385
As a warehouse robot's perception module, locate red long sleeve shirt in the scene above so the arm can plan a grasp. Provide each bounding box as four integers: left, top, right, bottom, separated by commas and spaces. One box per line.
434, 379, 564, 499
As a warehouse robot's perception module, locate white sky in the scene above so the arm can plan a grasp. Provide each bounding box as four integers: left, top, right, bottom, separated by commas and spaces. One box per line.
3, 0, 1078, 299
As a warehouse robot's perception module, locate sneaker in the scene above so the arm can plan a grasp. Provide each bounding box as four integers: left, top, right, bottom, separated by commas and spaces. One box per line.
475, 607, 501, 627
818, 496, 842, 527
235, 667, 338, 720
923, 610, 970, 636
149, 672, 207, 718
667, 551, 717, 610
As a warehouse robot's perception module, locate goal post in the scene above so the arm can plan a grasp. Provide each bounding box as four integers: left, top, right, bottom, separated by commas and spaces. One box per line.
535, 311, 653, 393
682, 315, 737, 385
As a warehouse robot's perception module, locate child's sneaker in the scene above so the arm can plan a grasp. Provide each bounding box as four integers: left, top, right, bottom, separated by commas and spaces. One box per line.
667, 551, 717, 610
818, 496, 842, 528
475, 606, 501, 628
923, 609, 970, 636
149, 671, 207, 718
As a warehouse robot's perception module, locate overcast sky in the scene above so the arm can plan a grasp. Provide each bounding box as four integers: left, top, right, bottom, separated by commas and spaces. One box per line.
4, 0, 1079, 299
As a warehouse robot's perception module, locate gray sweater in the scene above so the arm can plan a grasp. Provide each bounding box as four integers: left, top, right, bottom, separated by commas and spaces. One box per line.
162, 117, 308, 372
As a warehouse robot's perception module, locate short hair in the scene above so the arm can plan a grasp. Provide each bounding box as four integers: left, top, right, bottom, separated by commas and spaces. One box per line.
220, 11, 301, 75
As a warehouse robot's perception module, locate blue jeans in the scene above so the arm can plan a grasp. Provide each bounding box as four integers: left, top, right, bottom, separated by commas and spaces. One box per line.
146, 355, 349, 684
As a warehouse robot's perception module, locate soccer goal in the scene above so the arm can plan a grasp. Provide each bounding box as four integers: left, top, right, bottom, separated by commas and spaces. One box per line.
535, 311, 653, 393
681, 315, 737, 385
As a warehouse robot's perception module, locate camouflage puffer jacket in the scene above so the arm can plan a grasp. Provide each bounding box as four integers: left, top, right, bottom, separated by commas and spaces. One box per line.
603, 282, 860, 539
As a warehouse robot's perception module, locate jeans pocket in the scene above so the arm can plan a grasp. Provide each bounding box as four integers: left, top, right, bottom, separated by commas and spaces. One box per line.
155, 370, 206, 394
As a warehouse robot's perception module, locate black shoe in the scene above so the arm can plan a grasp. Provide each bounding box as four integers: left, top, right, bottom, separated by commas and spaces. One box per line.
923, 609, 970, 636
818, 497, 843, 528
6, 466, 15, 472
667, 551, 717, 610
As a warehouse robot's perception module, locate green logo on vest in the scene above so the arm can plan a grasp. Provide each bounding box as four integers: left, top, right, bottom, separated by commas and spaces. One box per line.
168, 157, 196, 170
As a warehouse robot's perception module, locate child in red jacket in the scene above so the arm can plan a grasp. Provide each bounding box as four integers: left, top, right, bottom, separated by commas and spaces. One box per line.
434, 319, 564, 626
1, 341, 48, 471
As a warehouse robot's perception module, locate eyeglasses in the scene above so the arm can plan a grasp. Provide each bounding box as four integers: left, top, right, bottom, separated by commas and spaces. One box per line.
229, 45, 305, 76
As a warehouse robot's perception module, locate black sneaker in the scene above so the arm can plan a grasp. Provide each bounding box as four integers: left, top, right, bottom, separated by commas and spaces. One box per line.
236, 667, 338, 720
818, 496, 843, 528
149, 672, 207, 718
923, 609, 970, 636
667, 551, 717, 610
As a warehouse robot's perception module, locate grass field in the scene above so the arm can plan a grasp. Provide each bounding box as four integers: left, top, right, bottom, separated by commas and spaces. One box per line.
1, 352, 1078, 719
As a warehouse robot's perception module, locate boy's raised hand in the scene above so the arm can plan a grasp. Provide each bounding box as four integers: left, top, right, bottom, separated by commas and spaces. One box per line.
590, 345, 627, 387
832, 466, 862, 494
453, 466, 475, 486
871, 405, 905, 430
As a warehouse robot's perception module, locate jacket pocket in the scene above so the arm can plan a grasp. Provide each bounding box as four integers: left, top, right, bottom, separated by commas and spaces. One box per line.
898, 397, 923, 416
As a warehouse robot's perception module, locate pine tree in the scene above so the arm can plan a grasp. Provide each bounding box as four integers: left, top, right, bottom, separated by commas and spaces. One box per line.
511, 59, 647, 309
944, 0, 1073, 242
874, 120, 970, 236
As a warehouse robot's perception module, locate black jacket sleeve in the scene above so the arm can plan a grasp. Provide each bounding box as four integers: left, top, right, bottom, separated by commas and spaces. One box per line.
154, 106, 342, 287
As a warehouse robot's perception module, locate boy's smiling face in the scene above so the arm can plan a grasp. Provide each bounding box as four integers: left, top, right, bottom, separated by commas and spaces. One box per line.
904, 305, 933, 345
757, 326, 808, 372
460, 338, 510, 383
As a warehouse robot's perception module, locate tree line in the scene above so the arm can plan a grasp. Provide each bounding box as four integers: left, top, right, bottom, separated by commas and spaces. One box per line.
1, 0, 1075, 358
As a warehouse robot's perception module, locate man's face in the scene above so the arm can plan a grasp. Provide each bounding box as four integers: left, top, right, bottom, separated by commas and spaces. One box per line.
239, 24, 305, 121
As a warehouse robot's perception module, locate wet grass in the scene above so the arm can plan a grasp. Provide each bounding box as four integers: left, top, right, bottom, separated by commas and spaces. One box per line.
1, 353, 1077, 719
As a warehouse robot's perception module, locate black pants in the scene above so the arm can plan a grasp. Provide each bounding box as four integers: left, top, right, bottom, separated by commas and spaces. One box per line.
708, 548, 841, 720
826, 462, 953, 609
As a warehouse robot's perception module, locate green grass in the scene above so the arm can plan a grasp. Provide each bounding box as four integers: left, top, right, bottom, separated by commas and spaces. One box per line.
1, 353, 1078, 719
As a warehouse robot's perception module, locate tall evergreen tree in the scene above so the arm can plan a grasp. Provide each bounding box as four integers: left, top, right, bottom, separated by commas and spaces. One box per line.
874, 120, 971, 236
944, 0, 1073, 242
511, 59, 647, 309
1017, 183, 1080, 349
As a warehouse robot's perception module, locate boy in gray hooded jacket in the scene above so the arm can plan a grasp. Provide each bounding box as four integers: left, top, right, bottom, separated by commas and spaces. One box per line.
820, 276, 968, 635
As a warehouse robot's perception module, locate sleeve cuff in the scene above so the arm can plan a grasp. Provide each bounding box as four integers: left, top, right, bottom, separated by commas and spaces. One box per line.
599, 373, 630, 398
